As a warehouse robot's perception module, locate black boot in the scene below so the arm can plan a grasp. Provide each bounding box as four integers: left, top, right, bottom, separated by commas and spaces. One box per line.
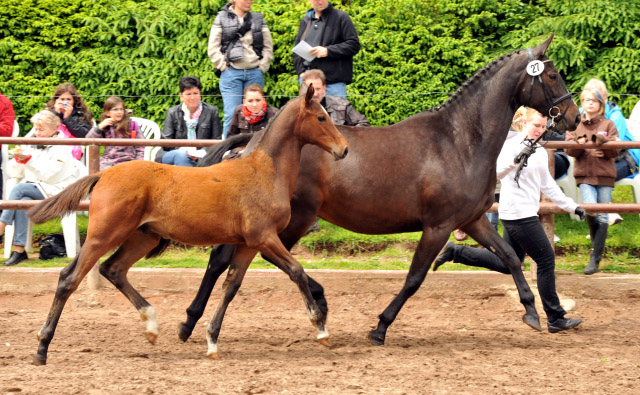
433, 241, 456, 271
585, 222, 608, 275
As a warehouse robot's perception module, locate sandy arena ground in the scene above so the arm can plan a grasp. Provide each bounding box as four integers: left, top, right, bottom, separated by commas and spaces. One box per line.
1, 267, 639, 394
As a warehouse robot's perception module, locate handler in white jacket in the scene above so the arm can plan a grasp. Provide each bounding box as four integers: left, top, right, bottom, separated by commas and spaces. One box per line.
434, 107, 585, 333
1, 110, 83, 266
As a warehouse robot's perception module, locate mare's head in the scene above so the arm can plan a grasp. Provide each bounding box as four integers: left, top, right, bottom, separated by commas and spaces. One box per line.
515, 35, 580, 131
295, 85, 349, 160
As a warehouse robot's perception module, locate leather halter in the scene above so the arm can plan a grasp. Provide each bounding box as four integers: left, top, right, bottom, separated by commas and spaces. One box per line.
526, 48, 573, 129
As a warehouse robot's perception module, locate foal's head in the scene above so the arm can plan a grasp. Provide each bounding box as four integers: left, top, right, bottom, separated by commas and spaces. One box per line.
295, 86, 349, 160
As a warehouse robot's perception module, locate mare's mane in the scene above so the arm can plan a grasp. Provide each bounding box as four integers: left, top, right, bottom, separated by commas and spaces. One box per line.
428, 49, 523, 113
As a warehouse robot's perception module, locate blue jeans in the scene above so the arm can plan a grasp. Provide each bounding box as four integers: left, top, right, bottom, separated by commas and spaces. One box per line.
161, 150, 196, 167
0, 183, 45, 246
485, 193, 500, 230
219, 67, 264, 139
579, 183, 612, 224
325, 83, 347, 99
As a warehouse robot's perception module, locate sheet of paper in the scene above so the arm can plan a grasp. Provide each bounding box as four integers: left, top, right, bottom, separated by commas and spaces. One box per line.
292, 40, 316, 62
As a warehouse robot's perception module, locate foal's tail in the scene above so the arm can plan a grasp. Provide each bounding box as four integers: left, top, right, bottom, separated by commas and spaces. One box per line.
197, 133, 253, 167
27, 174, 102, 224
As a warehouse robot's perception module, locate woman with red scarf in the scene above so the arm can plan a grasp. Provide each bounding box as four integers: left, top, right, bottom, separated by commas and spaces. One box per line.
228, 84, 278, 137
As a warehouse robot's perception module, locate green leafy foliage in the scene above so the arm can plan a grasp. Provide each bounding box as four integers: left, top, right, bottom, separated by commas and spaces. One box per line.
1, 0, 639, 133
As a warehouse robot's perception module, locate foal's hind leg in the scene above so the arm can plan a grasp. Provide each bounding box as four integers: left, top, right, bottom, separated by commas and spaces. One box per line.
462, 217, 541, 330
205, 245, 258, 359
33, 239, 116, 365
99, 229, 163, 344
257, 234, 330, 346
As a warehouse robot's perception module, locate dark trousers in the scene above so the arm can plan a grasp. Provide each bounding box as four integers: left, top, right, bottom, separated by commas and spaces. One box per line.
452, 216, 566, 322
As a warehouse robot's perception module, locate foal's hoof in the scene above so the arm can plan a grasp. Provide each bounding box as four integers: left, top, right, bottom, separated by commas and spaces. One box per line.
317, 337, 332, 348
178, 323, 193, 343
522, 314, 542, 332
32, 355, 47, 366
145, 331, 158, 344
368, 330, 385, 346
207, 352, 221, 360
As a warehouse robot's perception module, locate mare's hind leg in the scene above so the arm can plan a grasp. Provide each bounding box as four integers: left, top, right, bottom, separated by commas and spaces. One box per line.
98, 229, 163, 344
179, 244, 237, 342
34, 238, 118, 365
369, 227, 451, 346
205, 245, 258, 359
256, 233, 330, 346
462, 217, 541, 330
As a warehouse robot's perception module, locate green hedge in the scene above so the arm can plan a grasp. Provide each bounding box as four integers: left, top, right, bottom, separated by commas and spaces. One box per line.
1, 0, 639, 134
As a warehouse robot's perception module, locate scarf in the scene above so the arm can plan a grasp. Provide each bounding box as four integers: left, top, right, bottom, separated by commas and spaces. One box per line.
242, 101, 267, 124
182, 102, 203, 140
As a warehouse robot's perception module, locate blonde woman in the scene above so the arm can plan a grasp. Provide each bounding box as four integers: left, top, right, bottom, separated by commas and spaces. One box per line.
435, 107, 585, 333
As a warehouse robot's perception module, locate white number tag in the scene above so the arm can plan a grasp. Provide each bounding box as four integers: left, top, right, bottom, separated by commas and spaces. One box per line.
526, 60, 544, 76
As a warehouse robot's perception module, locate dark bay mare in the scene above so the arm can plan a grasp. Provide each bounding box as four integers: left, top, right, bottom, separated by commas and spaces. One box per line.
26, 86, 348, 364
179, 35, 581, 351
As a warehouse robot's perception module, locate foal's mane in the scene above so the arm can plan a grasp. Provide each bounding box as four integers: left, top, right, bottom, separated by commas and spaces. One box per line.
429, 49, 524, 113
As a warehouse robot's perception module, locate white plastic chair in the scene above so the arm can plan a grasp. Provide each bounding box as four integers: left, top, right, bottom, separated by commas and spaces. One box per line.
4, 159, 87, 259
131, 117, 161, 161
614, 176, 640, 219
555, 155, 581, 220
2, 120, 20, 200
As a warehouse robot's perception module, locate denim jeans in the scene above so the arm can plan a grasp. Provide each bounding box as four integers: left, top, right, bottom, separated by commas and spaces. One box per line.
325, 83, 347, 99
219, 67, 264, 138
0, 182, 45, 246
485, 193, 500, 230
161, 150, 196, 167
579, 183, 612, 224
451, 216, 567, 322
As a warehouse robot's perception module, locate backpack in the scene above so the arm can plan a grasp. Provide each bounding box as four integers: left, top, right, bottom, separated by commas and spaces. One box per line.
38, 233, 67, 260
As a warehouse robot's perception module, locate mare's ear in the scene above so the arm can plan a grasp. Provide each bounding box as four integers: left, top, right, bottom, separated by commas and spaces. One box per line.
534, 34, 554, 56
304, 84, 315, 105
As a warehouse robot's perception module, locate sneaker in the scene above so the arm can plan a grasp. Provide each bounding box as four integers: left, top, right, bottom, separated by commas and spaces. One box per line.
547, 317, 582, 333
554, 234, 560, 243
433, 242, 455, 271
608, 213, 623, 226
3, 250, 28, 266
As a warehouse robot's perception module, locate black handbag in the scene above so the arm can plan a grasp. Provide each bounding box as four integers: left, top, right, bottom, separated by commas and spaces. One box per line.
38, 233, 67, 260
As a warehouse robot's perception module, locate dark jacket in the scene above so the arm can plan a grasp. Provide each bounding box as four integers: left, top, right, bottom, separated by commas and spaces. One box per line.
228, 105, 279, 137
566, 114, 619, 187
50, 108, 92, 138
323, 95, 369, 127
156, 102, 222, 162
293, 3, 360, 85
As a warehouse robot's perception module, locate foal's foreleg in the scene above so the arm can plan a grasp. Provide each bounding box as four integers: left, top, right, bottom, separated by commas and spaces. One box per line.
34, 242, 113, 365
258, 235, 330, 346
99, 229, 163, 344
205, 245, 257, 359
180, 244, 237, 342
463, 218, 541, 331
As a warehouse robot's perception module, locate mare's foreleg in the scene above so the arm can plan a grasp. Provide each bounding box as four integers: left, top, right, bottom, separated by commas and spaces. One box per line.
462, 217, 541, 330
180, 244, 237, 342
34, 240, 115, 365
257, 234, 330, 346
98, 229, 163, 344
369, 227, 450, 346
205, 245, 258, 359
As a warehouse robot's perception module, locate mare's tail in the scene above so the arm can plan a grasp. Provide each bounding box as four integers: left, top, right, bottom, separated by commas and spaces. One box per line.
27, 174, 102, 224
197, 133, 253, 167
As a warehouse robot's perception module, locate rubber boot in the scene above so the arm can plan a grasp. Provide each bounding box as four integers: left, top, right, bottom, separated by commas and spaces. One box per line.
585, 215, 599, 241
585, 222, 607, 275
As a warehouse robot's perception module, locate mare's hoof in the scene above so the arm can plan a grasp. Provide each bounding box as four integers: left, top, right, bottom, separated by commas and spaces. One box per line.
32, 355, 47, 366
178, 323, 193, 343
522, 314, 542, 331
207, 352, 221, 360
317, 337, 332, 348
145, 331, 158, 344
368, 330, 385, 346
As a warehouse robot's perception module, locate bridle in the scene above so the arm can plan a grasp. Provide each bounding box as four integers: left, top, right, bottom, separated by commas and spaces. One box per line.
526, 48, 574, 131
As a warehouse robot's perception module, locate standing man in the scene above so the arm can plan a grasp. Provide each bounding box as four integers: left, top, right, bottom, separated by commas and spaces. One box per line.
293, 0, 360, 99
208, 0, 273, 139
